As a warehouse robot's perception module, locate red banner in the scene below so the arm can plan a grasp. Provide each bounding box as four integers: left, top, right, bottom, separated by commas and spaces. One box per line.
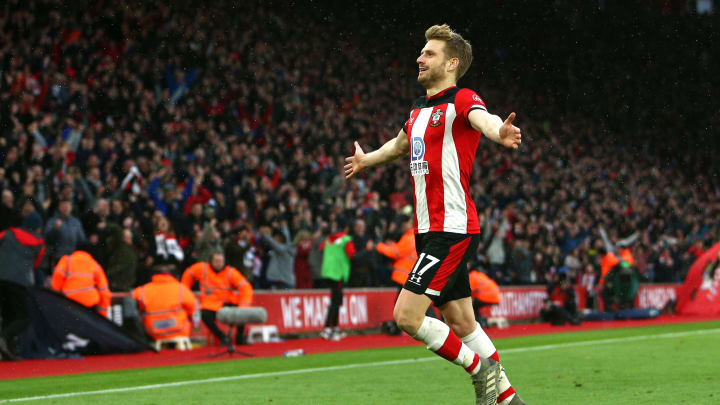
253, 289, 396, 333
489, 286, 547, 320
636, 284, 680, 310
110, 283, 681, 337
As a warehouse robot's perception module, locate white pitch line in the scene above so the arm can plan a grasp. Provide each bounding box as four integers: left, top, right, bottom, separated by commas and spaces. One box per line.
1, 327, 718, 403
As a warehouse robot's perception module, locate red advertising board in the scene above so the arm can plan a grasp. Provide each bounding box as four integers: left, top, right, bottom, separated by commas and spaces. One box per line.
110, 283, 681, 336
635, 283, 679, 310
488, 286, 548, 320
252, 289, 396, 333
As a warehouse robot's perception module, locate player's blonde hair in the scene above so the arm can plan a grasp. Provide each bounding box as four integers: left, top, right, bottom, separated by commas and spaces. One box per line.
424, 24, 473, 81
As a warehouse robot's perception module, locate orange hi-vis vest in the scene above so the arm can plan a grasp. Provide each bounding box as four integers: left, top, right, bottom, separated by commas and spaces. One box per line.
51, 251, 111, 316
376, 229, 417, 286
181, 262, 252, 311
469, 270, 500, 304
600, 249, 635, 286
132, 274, 197, 341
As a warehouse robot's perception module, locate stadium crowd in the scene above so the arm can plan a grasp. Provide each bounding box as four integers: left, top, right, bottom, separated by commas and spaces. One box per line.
1, 0, 718, 299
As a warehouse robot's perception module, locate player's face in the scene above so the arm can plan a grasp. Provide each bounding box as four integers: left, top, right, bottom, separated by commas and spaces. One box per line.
417, 39, 449, 87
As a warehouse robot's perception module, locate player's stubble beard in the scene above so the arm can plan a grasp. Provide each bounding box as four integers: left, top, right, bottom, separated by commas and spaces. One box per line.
417, 65, 444, 89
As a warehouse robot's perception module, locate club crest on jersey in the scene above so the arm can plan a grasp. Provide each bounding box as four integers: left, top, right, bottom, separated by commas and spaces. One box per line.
410, 137, 429, 176
429, 108, 443, 127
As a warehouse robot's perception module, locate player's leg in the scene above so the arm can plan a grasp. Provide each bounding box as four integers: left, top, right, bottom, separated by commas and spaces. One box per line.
394, 288, 488, 376
396, 232, 500, 405
433, 235, 511, 405
441, 298, 525, 405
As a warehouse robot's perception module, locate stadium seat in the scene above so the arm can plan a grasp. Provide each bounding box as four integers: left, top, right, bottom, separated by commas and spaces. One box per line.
153, 336, 192, 351
246, 325, 279, 344
487, 317, 509, 329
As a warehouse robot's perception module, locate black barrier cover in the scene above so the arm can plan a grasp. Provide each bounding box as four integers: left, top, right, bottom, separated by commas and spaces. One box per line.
1, 281, 152, 359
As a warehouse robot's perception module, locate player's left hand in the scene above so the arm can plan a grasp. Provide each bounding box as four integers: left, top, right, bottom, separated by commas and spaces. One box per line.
499, 112, 521, 149
344, 141, 366, 179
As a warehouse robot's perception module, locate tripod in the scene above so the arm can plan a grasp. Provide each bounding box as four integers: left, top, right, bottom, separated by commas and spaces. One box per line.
209, 326, 254, 358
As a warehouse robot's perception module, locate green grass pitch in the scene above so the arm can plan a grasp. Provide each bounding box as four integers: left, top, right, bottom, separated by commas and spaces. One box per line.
1, 321, 719, 404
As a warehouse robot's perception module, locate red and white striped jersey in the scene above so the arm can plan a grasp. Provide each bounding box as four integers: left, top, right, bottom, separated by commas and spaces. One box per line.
403, 86, 487, 235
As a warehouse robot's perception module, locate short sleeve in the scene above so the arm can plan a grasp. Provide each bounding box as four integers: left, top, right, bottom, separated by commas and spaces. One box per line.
455, 88, 487, 123
403, 111, 415, 134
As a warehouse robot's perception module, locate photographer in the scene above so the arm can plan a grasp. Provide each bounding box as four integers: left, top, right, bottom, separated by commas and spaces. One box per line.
540, 271, 581, 326
602, 260, 639, 311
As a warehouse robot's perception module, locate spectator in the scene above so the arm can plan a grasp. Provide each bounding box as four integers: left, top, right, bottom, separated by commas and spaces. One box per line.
132, 266, 198, 344
654, 248, 676, 283
0, 189, 20, 231
194, 219, 223, 263
484, 214, 510, 284
82, 199, 112, 265
259, 221, 296, 289
44, 198, 87, 268
348, 218, 376, 287
293, 229, 314, 289
579, 264, 598, 310
0, 214, 45, 287
150, 214, 184, 276
508, 240, 533, 284
51, 250, 111, 317
105, 218, 139, 291
0, 215, 45, 360
308, 222, 328, 287
224, 225, 257, 283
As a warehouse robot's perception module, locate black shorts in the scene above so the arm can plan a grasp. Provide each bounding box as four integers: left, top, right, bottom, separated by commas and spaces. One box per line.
402, 232, 481, 307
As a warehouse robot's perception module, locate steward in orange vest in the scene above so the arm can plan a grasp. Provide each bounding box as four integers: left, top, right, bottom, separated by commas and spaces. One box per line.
132, 269, 198, 342
181, 252, 252, 345
469, 270, 500, 326
377, 228, 417, 286
51, 250, 111, 317
469, 270, 500, 304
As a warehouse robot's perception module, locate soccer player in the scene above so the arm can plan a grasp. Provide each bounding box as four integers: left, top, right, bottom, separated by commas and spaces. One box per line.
344, 25, 525, 405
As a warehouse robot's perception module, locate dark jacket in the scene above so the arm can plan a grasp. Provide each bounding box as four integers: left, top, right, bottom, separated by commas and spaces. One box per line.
44, 214, 87, 266
105, 223, 138, 291
0, 228, 45, 287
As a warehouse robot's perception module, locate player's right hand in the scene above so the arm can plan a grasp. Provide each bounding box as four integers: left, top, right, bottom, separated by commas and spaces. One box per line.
344, 141, 366, 179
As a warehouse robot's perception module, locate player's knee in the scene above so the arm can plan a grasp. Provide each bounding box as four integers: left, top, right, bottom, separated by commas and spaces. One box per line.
393, 305, 422, 335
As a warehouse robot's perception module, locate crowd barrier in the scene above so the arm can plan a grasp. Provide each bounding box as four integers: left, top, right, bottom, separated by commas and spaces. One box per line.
109, 283, 680, 337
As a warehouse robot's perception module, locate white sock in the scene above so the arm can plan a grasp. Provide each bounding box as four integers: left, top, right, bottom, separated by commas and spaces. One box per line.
414, 317, 481, 373
461, 322, 515, 404
459, 321, 496, 357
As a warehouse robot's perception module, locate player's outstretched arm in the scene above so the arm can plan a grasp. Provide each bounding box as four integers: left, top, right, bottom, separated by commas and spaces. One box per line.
344, 129, 409, 179
468, 109, 522, 149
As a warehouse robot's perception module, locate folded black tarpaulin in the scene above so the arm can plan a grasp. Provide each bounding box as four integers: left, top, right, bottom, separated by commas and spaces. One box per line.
1, 280, 152, 360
